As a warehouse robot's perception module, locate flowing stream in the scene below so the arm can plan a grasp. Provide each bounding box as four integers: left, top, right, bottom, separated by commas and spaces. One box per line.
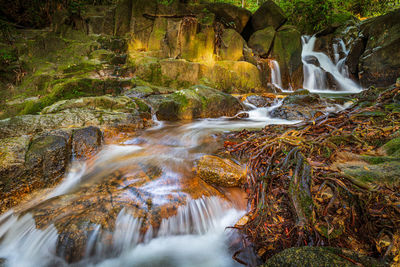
0, 101, 298, 267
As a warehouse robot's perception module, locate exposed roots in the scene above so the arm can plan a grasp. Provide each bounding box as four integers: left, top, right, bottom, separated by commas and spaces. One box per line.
224, 87, 400, 264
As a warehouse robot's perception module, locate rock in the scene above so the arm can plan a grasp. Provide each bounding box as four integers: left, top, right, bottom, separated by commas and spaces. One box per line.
264, 246, 383, 267
346, 9, 400, 87
83, 5, 115, 35
0, 105, 151, 139
157, 59, 262, 93
41, 95, 141, 115
72, 127, 103, 160
0, 135, 31, 189
303, 55, 320, 67
245, 95, 276, 107
160, 59, 206, 88
196, 155, 246, 187
251, 0, 287, 32
209, 61, 263, 93
271, 25, 303, 90
270, 91, 323, 121
149, 85, 242, 121
205, 3, 251, 33
25, 131, 71, 185
248, 26, 275, 57
218, 29, 245, 61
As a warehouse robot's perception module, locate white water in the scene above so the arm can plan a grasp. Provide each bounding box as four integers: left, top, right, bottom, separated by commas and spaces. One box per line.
302, 35, 363, 93
0, 103, 297, 267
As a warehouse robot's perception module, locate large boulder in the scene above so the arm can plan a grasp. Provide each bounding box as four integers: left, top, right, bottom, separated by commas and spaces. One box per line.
0, 125, 106, 213
157, 59, 262, 93
205, 3, 251, 33
248, 26, 275, 57
25, 132, 71, 184
251, 0, 287, 32
196, 155, 246, 187
0, 96, 152, 139
208, 61, 263, 93
346, 9, 400, 87
218, 29, 246, 61
147, 85, 242, 121
271, 25, 303, 90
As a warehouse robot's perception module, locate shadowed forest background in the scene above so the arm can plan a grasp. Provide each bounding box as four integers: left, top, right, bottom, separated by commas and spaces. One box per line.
1, 0, 399, 34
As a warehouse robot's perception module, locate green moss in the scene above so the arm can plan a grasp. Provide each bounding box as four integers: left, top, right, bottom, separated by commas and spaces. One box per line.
133, 98, 151, 113
382, 137, 400, 156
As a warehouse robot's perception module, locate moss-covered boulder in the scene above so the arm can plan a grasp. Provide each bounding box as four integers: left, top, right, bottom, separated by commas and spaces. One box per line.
41, 95, 142, 114
196, 155, 246, 187
218, 29, 245, 61
248, 26, 275, 57
251, 0, 287, 32
346, 9, 400, 87
207, 61, 263, 93
271, 25, 303, 90
156, 59, 262, 93
205, 3, 251, 33
264, 246, 383, 267
148, 85, 242, 121
0, 97, 152, 139
25, 132, 71, 184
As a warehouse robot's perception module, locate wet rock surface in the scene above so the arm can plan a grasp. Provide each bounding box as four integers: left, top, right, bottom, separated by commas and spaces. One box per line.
196, 155, 246, 187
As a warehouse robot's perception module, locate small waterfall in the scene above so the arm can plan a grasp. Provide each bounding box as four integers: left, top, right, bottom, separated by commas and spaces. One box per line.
269, 59, 283, 90
301, 35, 362, 93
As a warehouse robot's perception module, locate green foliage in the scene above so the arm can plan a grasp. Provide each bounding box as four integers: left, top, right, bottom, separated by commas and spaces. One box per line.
211, 0, 399, 33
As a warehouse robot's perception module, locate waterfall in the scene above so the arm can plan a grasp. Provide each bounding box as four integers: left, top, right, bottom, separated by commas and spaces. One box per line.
301, 35, 362, 93
269, 60, 283, 91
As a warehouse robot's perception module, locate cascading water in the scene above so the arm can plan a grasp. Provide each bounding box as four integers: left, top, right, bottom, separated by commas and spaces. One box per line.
301, 35, 362, 93
0, 103, 298, 267
268, 60, 284, 91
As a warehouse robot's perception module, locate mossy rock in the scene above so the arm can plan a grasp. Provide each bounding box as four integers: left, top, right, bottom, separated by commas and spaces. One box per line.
271, 25, 303, 90
89, 49, 115, 62
218, 29, 245, 61
251, 0, 287, 32
248, 26, 275, 57
25, 133, 70, 184
19, 78, 126, 115
41, 95, 140, 115
159, 59, 206, 88
264, 246, 384, 267
208, 61, 263, 93
205, 3, 251, 33
150, 85, 242, 121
